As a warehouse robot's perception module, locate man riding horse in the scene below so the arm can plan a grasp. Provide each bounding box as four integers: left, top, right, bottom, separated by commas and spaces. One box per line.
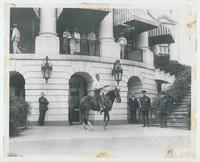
93, 73, 107, 114
79, 73, 121, 130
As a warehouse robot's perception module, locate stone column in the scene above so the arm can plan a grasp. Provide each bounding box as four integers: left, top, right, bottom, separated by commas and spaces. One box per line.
99, 11, 120, 59
136, 32, 154, 67
151, 45, 159, 55
35, 8, 59, 55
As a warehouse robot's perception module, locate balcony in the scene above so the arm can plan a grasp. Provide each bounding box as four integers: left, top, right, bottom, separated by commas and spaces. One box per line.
59, 38, 100, 56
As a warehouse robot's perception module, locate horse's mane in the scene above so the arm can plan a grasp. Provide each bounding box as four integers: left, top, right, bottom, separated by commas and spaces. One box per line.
106, 89, 115, 97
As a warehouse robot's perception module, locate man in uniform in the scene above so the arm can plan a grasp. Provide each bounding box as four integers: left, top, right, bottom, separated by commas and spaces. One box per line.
159, 92, 168, 128
128, 94, 139, 123
38, 92, 49, 126
139, 90, 151, 127
117, 32, 127, 59
11, 24, 21, 53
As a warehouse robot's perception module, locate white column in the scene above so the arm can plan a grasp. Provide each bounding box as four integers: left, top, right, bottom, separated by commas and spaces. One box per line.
99, 11, 114, 41
35, 8, 59, 55
39, 8, 57, 36
99, 11, 120, 58
136, 32, 154, 67
151, 45, 159, 55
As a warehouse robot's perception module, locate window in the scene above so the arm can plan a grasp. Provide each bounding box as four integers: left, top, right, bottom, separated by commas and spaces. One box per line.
159, 44, 170, 56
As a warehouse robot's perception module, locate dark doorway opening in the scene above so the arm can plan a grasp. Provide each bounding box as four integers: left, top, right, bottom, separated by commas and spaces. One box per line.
69, 74, 87, 125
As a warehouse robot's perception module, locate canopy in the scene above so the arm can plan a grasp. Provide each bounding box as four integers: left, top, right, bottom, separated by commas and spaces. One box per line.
149, 25, 175, 45
113, 9, 158, 33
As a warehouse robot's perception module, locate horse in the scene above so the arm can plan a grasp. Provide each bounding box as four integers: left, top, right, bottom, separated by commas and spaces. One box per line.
79, 87, 121, 130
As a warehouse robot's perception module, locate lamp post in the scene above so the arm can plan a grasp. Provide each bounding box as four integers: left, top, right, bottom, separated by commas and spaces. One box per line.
41, 56, 52, 83
112, 60, 123, 85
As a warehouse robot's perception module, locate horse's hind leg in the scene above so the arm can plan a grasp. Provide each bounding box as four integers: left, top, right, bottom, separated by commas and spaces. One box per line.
81, 110, 88, 130
87, 120, 93, 130
85, 110, 93, 130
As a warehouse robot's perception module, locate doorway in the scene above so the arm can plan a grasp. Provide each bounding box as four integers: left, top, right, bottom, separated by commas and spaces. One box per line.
69, 74, 87, 124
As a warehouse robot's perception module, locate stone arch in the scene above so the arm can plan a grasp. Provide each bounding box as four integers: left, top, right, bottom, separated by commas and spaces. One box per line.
10, 71, 25, 99
127, 76, 143, 98
68, 71, 94, 124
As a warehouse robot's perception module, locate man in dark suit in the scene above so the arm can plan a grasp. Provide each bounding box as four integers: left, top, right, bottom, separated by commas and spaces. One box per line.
139, 90, 151, 127
159, 92, 168, 128
128, 94, 139, 123
38, 92, 49, 126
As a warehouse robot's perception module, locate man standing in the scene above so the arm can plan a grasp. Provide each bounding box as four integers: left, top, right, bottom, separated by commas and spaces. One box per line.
128, 94, 139, 123
38, 92, 49, 126
159, 92, 168, 128
11, 24, 21, 53
117, 32, 127, 59
140, 90, 151, 127
73, 27, 81, 55
87, 28, 97, 56
62, 27, 71, 54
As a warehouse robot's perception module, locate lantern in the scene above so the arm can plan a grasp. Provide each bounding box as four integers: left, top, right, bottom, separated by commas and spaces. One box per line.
112, 60, 123, 85
41, 56, 52, 83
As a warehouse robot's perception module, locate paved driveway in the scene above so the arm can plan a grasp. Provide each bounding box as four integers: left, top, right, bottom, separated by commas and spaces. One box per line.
9, 124, 193, 159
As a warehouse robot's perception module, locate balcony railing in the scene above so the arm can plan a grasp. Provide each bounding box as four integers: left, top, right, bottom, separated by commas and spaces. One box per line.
124, 47, 143, 62
60, 38, 100, 56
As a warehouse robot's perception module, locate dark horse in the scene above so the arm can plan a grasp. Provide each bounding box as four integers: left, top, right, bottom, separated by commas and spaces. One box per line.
79, 88, 121, 130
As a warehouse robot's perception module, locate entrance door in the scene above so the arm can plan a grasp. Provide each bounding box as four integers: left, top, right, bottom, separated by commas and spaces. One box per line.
69, 75, 87, 124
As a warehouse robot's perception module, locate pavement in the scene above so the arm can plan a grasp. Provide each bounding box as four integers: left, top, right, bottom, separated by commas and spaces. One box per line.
9, 124, 194, 159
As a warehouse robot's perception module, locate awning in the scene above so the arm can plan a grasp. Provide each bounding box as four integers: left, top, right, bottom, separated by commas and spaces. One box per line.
149, 25, 175, 45
113, 9, 158, 33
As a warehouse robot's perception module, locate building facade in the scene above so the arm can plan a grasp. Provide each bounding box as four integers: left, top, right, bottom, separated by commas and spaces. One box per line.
9, 7, 175, 125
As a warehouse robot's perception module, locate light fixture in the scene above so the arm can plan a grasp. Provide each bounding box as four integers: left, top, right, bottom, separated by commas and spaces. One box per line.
41, 56, 52, 83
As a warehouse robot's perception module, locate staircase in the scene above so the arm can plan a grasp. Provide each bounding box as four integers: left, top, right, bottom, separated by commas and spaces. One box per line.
150, 89, 191, 129
167, 89, 191, 129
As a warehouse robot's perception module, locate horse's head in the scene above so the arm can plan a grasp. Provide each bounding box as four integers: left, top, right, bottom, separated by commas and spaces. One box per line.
114, 87, 121, 103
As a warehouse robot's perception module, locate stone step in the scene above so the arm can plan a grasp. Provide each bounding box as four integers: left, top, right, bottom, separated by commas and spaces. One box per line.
167, 115, 187, 119
149, 123, 188, 129
170, 111, 188, 115
168, 119, 188, 123
179, 98, 191, 102
175, 105, 189, 109
172, 109, 188, 112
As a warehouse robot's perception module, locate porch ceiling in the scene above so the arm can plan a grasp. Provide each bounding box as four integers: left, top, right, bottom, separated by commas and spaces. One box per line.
57, 8, 109, 36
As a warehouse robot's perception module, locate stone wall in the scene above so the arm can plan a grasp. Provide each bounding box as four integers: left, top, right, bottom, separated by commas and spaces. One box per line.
9, 54, 158, 124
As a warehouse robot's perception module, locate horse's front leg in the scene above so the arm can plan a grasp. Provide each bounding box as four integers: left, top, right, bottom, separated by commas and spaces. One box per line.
103, 112, 107, 129
106, 112, 110, 126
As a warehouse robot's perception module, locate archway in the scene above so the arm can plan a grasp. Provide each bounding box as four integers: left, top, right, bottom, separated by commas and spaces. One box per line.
10, 71, 25, 99
68, 72, 93, 125
127, 76, 143, 123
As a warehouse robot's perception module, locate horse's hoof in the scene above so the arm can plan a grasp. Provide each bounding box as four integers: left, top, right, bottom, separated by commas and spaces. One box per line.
83, 126, 88, 130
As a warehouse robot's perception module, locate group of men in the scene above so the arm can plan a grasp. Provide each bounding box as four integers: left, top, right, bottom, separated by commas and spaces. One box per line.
11, 23, 128, 58
128, 91, 169, 128
62, 27, 97, 56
